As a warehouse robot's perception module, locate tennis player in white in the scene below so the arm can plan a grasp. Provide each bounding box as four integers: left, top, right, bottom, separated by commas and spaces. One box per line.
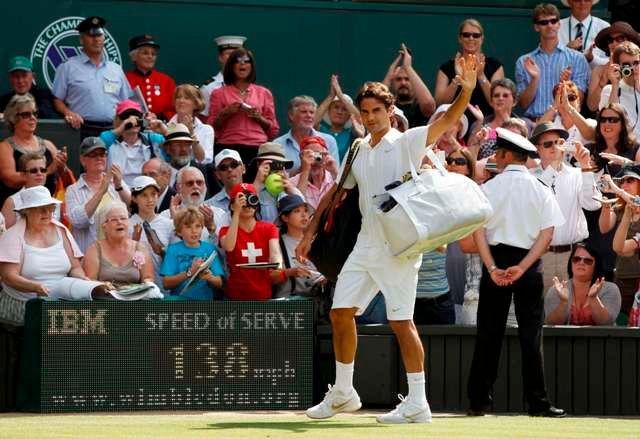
296, 55, 477, 424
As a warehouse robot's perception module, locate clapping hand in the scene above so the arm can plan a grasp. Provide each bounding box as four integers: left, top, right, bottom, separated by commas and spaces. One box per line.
552, 276, 569, 302
523, 57, 540, 80
599, 152, 633, 167
455, 54, 478, 92
587, 277, 605, 299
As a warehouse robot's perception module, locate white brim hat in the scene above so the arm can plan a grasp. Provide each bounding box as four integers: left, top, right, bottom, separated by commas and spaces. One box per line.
14, 186, 61, 212
561, 0, 598, 6
428, 104, 469, 138
321, 95, 353, 129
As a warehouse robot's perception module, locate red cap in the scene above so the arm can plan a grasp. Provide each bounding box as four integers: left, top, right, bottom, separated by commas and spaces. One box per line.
229, 183, 257, 200
300, 135, 327, 150
116, 99, 143, 116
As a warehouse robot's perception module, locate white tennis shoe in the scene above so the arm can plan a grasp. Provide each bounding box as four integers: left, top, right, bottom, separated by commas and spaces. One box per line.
306, 385, 362, 419
376, 395, 432, 424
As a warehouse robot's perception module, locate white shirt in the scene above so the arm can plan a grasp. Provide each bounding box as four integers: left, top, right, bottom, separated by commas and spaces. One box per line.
200, 72, 224, 117
128, 213, 175, 290
168, 115, 215, 164
600, 81, 640, 138
159, 203, 229, 245
558, 15, 610, 68
108, 139, 156, 187
341, 126, 428, 248
530, 163, 601, 246
482, 164, 565, 249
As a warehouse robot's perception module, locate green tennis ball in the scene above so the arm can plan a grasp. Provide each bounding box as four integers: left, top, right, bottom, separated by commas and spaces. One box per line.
265, 173, 284, 196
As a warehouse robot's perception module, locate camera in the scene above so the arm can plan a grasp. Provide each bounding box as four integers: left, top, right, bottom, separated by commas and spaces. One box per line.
633, 196, 640, 207
313, 152, 323, 162
124, 117, 149, 130
596, 180, 609, 192
269, 161, 286, 172
244, 192, 260, 208
621, 63, 634, 78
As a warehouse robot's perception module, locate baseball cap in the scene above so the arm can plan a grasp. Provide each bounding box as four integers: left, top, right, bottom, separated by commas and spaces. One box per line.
116, 99, 143, 116
8, 56, 32, 73
229, 183, 257, 200
131, 175, 160, 193
214, 149, 242, 168
80, 137, 107, 156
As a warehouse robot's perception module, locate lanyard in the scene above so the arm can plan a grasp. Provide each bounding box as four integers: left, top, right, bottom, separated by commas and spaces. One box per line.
569, 17, 593, 52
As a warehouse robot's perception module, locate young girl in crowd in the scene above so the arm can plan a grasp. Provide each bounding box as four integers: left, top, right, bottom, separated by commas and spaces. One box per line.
219, 183, 282, 300
128, 175, 175, 289
274, 194, 324, 298
160, 207, 224, 300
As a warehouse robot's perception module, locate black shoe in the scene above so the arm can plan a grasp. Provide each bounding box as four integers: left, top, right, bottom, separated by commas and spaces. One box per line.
467, 408, 486, 416
529, 406, 567, 418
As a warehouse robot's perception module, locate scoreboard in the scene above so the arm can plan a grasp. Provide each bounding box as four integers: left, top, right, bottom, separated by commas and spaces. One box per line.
18, 299, 313, 412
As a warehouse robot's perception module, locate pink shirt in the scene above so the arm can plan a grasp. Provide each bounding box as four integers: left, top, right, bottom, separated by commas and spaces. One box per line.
290, 170, 335, 209
208, 84, 279, 146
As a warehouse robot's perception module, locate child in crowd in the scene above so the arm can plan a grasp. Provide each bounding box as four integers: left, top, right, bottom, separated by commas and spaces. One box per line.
219, 183, 282, 300
160, 207, 224, 300
274, 194, 324, 298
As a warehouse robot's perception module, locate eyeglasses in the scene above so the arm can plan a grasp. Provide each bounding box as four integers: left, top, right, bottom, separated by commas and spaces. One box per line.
26, 167, 47, 174
567, 94, 578, 102
446, 157, 468, 166
492, 92, 512, 99
599, 116, 621, 124
86, 151, 107, 158
16, 111, 38, 119
183, 179, 205, 187
460, 32, 482, 39
608, 35, 628, 44
539, 139, 564, 148
536, 18, 560, 26
571, 255, 594, 265
217, 160, 241, 172
236, 55, 251, 64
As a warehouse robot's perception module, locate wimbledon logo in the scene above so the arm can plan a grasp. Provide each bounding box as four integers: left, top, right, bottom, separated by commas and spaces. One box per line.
30, 16, 123, 90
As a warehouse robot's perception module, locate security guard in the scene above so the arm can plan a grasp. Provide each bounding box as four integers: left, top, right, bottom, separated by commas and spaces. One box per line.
200, 35, 246, 118
126, 34, 176, 121
467, 127, 567, 417
52, 16, 132, 139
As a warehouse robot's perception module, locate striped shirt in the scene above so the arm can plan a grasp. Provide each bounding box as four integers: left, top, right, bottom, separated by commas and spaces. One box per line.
416, 250, 449, 299
515, 44, 590, 118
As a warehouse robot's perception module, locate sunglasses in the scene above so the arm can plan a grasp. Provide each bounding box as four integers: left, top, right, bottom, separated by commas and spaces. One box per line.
446, 157, 468, 166
539, 139, 564, 149
536, 18, 560, 26
599, 116, 621, 124
26, 167, 47, 174
217, 160, 241, 172
236, 55, 251, 64
571, 255, 594, 266
183, 179, 205, 187
608, 35, 628, 44
460, 32, 482, 39
17, 111, 38, 119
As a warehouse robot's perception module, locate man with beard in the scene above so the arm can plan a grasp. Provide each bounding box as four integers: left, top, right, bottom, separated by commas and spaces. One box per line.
382, 43, 436, 128
160, 166, 228, 244
204, 149, 245, 215
162, 123, 221, 197
52, 16, 132, 138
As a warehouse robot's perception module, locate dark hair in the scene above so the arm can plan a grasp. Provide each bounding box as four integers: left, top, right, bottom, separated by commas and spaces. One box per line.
447, 148, 476, 179
355, 82, 395, 109
593, 103, 636, 157
532, 3, 560, 23
223, 48, 256, 85
567, 242, 605, 286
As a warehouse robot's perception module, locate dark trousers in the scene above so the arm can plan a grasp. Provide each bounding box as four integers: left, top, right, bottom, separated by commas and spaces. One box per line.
467, 244, 551, 414
80, 121, 113, 140
414, 292, 455, 325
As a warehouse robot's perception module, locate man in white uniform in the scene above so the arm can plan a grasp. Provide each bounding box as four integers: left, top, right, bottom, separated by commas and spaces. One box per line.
297, 57, 477, 424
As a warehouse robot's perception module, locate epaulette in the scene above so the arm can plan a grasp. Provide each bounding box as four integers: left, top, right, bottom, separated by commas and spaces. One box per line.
202, 77, 215, 86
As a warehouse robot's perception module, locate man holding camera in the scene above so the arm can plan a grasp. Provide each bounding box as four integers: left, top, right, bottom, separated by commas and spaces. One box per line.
599, 41, 640, 138
289, 136, 337, 209
251, 142, 305, 223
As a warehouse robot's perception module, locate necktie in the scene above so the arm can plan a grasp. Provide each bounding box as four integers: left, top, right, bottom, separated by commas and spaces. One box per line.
575, 22, 584, 52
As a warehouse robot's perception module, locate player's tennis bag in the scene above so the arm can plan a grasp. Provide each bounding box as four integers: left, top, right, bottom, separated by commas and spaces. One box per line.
376, 147, 493, 259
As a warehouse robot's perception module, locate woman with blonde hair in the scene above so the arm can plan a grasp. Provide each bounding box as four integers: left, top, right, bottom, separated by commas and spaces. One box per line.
168, 84, 214, 164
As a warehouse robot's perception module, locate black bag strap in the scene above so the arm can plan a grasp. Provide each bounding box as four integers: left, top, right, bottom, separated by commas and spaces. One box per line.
279, 235, 296, 294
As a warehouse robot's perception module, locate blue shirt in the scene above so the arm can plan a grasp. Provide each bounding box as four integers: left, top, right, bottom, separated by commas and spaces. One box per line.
160, 240, 225, 300
273, 128, 339, 174
515, 44, 590, 118
204, 189, 231, 216
416, 250, 449, 299
319, 120, 353, 162
52, 51, 132, 122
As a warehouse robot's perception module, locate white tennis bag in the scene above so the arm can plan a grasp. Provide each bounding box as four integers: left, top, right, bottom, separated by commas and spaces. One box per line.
375, 147, 493, 259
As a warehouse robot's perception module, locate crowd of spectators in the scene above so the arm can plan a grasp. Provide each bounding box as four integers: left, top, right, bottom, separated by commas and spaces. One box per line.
2, 2, 640, 329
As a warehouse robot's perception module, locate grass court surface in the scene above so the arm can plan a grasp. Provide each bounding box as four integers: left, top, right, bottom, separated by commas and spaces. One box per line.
1, 411, 639, 439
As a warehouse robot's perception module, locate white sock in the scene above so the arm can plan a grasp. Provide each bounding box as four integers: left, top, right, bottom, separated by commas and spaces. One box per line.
407, 372, 427, 405
334, 361, 354, 392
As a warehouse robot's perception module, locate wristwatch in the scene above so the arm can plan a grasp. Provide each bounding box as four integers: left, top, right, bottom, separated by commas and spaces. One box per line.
488, 264, 497, 273
186, 269, 193, 277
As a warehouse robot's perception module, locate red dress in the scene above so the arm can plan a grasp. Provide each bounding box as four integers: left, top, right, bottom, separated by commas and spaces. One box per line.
126, 69, 176, 120
219, 221, 279, 301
